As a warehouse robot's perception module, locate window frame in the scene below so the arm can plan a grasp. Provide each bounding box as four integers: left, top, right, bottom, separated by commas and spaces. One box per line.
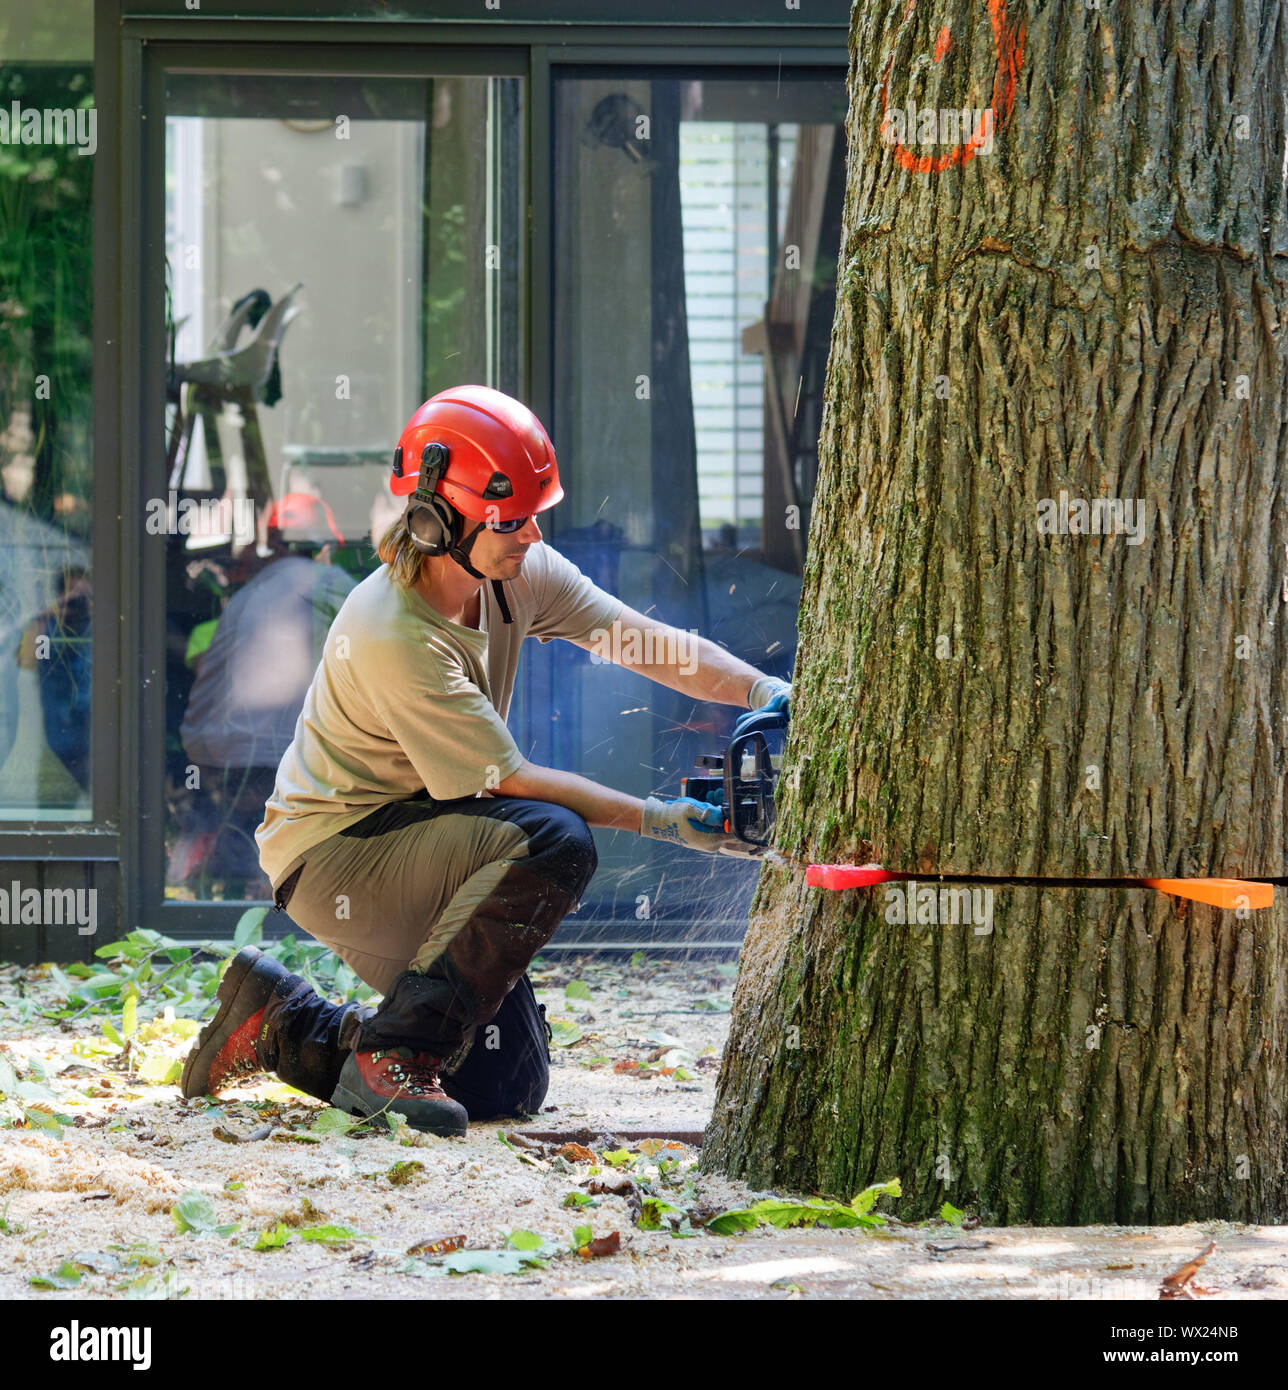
114, 22, 846, 941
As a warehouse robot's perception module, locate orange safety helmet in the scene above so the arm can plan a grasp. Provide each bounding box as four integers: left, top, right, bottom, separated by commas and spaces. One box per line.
264, 492, 345, 546
390, 386, 562, 623
390, 385, 563, 521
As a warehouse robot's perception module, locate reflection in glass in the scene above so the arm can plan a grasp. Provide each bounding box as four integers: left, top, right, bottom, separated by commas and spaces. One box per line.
0, 9, 95, 817
162, 73, 523, 899
545, 69, 845, 938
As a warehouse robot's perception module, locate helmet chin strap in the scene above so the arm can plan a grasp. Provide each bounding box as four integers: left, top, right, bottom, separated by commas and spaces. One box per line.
447, 518, 514, 625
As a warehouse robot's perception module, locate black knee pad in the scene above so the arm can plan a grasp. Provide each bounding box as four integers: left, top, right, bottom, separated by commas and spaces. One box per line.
524, 803, 597, 898
439, 974, 551, 1121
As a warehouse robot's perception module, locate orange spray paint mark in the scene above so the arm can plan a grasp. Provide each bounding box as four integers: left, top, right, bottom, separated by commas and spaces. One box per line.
879, 0, 1026, 174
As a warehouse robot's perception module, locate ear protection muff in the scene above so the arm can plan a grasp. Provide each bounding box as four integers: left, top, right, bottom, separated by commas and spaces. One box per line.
406, 494, 459, 557
404, 442, 459, 557
398, 440, 516, 624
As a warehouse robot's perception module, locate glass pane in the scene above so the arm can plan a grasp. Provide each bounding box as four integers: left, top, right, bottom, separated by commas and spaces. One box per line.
162, 71, 524, 900
545, 69, 846, 938
0, 2, 96, 819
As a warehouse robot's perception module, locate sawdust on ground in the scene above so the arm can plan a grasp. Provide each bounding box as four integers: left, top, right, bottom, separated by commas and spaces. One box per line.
1, 954, 1285, 1301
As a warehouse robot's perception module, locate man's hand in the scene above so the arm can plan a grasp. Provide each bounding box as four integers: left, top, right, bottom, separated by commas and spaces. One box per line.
641, 795, 742, 854
747, 675, 791, 713
731, 676, 791, 741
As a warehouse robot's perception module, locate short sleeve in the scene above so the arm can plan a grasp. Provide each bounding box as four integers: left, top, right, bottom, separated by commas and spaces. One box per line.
373, 668, 524, 801
527, 542, 625, 646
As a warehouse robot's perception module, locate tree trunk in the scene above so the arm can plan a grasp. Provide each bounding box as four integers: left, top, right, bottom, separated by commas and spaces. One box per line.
703, 0, 1288, 1223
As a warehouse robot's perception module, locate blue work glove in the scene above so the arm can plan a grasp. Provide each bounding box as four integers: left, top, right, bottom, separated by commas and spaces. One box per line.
641, 795, 735, 854
731, 676, 791, 742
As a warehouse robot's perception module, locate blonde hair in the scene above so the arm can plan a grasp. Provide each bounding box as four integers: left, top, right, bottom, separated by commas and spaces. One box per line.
376, 511, 431, 589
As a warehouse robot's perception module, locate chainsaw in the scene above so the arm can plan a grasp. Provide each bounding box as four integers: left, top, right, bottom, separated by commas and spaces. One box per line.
681, 708, 787, 857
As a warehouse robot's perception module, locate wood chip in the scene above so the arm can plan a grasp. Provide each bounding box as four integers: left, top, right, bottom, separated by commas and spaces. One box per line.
576, 1230, 622, 1258
555, 1143, 597, 1163
587, 1176, 643, 1225
408, 1234, 467, 1256
1160, 1240, 1217, 1300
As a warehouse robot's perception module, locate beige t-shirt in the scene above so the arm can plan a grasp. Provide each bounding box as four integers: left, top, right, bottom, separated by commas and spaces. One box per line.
254, 540, 624, 888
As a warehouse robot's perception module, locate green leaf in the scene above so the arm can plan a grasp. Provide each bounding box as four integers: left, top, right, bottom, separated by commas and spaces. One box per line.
705, 1208, 761, 1235
23, 1107, 73, 1137
13, 1078, 56, 1102
120, 1270, 183, 1300
672, 1067, 696, 1081
30, 1260, 84, 1290
386, 1160, 424, 1186
136, 1054, 182, 1085
851, 1177, 902, 1221
111, 1241, 163, 1268
548, 1018, 582, 1047
639, 1198, 679, 1232
561, 1191, 596, 1208
757, 1199, 863, 1230
298, 1224, 369, 1244
232, 908, 266, 949
121, 991, 138, 1039
100, 1020, 124, 1048
70, 1250, 122, 1274
601, 1149, 634, 1168
564, 980, 593, 1001
139, 1011, 199, 1043
708, 1186, 901, 1236
171, 1190, 218, 1233
71, 972, 123, 997
253, 1223, 292, 1250
940, 1201, 965, 1227
441, 1249, 544, 1276
505, 1229, 545, 1250
572, 1223, 593, 1250
0, 1051, 19, 1096
313, 1107, 360, 1136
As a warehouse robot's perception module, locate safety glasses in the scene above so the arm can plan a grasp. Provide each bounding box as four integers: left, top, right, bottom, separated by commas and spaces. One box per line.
487, 515, 530, 534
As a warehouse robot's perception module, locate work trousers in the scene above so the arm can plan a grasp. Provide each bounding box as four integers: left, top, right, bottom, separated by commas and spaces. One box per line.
262, 792, 597, 1120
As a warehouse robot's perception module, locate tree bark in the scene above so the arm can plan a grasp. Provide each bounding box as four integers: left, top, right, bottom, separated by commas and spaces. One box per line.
704, 0, 1288, 1223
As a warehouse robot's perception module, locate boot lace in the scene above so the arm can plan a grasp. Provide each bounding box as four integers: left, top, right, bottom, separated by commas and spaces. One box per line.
370, 1048, 443, 1097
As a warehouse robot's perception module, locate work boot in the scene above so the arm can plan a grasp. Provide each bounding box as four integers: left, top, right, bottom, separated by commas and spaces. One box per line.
181, 945, 290, 1098
182, 944, 372, 1102
331, 1048, 469, 1137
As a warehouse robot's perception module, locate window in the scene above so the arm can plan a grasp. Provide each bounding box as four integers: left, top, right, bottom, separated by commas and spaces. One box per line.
159, 68, 524, 901
535, 67, 845, 937
0, 3, 96, 819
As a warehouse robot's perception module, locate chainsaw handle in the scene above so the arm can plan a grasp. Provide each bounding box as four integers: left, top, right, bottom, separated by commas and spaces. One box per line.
731, 708, 789, 739
723, 726, 778, 847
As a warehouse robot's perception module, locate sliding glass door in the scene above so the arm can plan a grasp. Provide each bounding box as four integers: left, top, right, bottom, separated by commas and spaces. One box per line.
536, 65, 846, 940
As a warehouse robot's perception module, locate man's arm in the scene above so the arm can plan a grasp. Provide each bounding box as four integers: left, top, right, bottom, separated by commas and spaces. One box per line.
494, 758, 645, 832
577, 605, 769, 706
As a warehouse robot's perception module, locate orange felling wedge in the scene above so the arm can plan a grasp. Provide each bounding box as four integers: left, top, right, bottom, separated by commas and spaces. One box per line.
1139, 878, 1273, 910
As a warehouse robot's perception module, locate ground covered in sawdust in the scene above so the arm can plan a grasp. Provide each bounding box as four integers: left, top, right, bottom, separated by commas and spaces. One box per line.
1, 952, 1286, 1301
